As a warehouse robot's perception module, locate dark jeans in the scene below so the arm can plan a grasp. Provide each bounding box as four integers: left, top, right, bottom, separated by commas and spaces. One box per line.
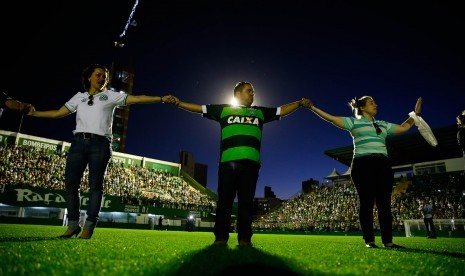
214, 160, 260, 242
65, 135, 111, 224
424, 217, 437, 237
351, 154, 394, 244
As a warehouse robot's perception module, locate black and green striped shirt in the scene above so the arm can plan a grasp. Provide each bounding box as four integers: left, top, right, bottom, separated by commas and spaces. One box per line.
202, 104, 280, 164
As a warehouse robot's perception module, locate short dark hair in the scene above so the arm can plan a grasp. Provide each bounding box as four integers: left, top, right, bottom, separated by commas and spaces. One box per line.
81, 64, 109, 90
233, 81, 251, 95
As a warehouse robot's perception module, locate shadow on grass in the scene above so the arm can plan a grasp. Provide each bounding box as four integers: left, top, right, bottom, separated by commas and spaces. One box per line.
382, 247, 465, 259
0, 236, 63, 242
170, 245, 303, 276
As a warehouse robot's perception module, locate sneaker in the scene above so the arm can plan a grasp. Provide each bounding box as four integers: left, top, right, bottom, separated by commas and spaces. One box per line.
365, 243, 378, 248
383, 243, 405, 249
238, 240, 253, 247
213, 239, 227, 246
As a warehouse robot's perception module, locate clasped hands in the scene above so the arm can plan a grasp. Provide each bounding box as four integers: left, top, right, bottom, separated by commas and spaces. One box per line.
300, 98, 313, 109
162, 95, 180, 106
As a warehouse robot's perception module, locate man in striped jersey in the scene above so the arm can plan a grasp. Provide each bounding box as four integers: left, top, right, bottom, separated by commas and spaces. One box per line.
167, 81, 309, 247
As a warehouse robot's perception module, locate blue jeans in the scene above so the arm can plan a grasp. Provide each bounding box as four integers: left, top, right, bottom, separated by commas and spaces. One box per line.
65, 136, 111, 224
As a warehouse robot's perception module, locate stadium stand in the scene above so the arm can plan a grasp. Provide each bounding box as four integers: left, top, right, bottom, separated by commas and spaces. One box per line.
0, 130, 217, 230
1, 125, 464, 236
253, 124, 465, 237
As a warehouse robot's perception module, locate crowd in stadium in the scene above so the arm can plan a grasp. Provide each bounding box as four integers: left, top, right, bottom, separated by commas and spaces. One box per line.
0, 144, 216, 212
1, 143, 464, 232
253, 173, 465, 232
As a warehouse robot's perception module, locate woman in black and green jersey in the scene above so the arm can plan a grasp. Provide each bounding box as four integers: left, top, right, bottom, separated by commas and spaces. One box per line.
166, 81, 309, 247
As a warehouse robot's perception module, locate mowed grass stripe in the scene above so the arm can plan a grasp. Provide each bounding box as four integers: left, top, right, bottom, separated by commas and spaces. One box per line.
1, 224, 464, 275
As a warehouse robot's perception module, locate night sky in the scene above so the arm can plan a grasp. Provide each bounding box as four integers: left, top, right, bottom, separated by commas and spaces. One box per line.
1, 0, 463, 200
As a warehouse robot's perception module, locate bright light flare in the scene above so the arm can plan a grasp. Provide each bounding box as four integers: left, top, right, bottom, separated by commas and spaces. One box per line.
230, 97, 238, 106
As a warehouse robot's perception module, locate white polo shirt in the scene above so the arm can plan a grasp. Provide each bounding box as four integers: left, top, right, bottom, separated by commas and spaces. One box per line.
64, 90, 128, 138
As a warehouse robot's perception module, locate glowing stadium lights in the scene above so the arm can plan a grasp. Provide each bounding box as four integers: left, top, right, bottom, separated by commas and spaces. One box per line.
230, 97, 238, 106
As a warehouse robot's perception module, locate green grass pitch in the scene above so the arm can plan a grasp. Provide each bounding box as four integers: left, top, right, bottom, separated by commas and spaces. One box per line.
1, 224, 464, 275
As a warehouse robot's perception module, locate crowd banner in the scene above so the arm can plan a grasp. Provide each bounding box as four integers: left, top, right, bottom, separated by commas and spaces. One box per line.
0, 184, 211, 218
1, 184, 143, 213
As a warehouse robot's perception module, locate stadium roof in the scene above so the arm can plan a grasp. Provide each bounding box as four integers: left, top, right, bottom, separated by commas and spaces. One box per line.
324, 124, 462, 169
325, 168, 341, 179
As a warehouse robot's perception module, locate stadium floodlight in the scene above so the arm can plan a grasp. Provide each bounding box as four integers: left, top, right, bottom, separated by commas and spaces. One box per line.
230, 97, 238, 106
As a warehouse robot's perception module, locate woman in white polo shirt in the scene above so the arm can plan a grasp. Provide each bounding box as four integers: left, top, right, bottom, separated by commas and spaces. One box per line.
305, 96, 422, 249
28, 64, 169, 239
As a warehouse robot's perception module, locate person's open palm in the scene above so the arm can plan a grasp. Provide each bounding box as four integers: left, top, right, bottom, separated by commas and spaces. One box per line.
415, 97, 422, 115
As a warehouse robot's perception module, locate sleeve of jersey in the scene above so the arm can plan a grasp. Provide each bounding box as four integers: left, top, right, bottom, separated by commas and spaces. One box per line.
203, 104, 221, 120
263, 107, 280, 122
109, 90, 128, 106
385, 121, 395, 135
341, 117, 353, 130
64, 92, 82, 113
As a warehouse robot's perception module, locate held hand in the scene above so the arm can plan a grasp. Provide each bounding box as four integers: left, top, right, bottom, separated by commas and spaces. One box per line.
26, 105, 36, 115
21, 103, 33, 114
164, 95, 180, 105
300, 98, 313, 109
414, 97, 422, 115
162, 95, 172, 104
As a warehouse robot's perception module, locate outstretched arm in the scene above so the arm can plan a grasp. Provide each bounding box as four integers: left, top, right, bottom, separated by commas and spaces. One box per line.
5, 99, 32, 113
27, 105, 71, 119
165, 95, 202, 113
126, 94, 169, 105
279, 98, 308, 116
303, 100, 345, 129
391, 97, 422, 134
